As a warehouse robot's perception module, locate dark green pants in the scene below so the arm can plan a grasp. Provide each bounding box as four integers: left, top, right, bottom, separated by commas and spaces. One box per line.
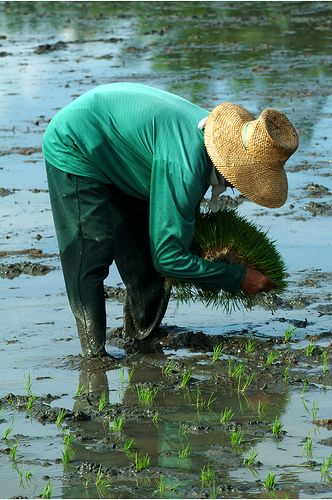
46, 161, 170, 357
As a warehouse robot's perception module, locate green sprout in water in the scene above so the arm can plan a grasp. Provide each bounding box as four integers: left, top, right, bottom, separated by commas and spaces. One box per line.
178, 442, 192, 459
230, 428, 244, 448
283, 366, 290, 383
257, 400, 266, 418
162, 359, 177, 377
322, 350, 328, 374
283, 326, 296, 343
311, 401, 319, 422
98, 391, 109, 412
95, 465, 112, 492
301, 378, 309, 396
62, 431, 75, 464
136, 385, 158, 407
263, 471, 276, 490
123, 437, 134, 452
24, 373, 33, 396
246, 339, 255, 353
56, 408, 67, 429
154, 476, 178, 496
179, 369, 192, 389
25, 394, 36, 412
220, 407, 234, 425
152, 410, 160, 427
239, 373, 255, 394
2, 417, 14, 439
305, 342, 317, 357
212, 343, 223, 363
75, 384, 87, 396
320, 453, 332, 483
265, 351, 279, 366
271, 417, 283, 438
41, 480, 53, 499
9, 442, 19, 461
134, 452, 150, 471
112, 415, 124, 433
303, 432, 313, 458
201, 463, 215, 486
243, 448, 258, 467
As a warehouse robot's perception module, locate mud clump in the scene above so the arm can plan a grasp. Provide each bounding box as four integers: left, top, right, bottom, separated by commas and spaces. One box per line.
303, 201, 332, 216
304, 183, 330, 197
34, 41, 67, 54
0, 261, 54, 279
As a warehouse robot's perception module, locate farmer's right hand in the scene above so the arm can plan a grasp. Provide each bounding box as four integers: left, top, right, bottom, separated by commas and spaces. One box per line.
241, 267, 276, 295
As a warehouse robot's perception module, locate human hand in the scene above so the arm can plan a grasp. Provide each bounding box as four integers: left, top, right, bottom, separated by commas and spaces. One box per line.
241, 267, 276, 295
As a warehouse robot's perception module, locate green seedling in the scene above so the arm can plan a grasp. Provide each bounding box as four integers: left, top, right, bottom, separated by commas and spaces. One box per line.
18, 467, 33, 488
303, 432, 313, 458
62, 431, 75, 464
239, 373, 254, 394
123, 437, 134, 452
178, 422, 188, 439
283, 366, 290, 382
2, 417, 14, 439
75, 384, 87, 396
178, 442, 191, 459
119, 366, 135, 384
265, 350, 278, 366
56, 408, 67, 429
25, 394, 36, 412
134, 452, 150, 471
230, 428, 244, 448
95, 465, 112, 491
311, 401, 319, 422
194, 386, 216, 413
231, 361, 245, 379
305, 342, 317, 357
257, 400, 266, 418
263, 471, 276, 490
162, 359, 177, 377
301, 378, 309, 396
220, 407, 234, 425
98, 391, 108, 412
136, 385, 158, 407
201, 463, 215, 485
320, 453, 332, 483
41, 480, 53, 499
152, 410, 160, 426
322, 350, 328, 374
243, 448, 258, 467
212, 343, 223, 363
246, 339, 255, 353
24, 373, 33, 396
283, 326, 296, 343
154, 475, 178, 495
112, 416, 124, 433
9, 442, 19, 461
271, 417, 283, 438
179, 369, 192, 389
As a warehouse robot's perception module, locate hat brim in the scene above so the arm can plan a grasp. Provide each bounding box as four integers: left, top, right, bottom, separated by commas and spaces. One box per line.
204, 103, 288, 209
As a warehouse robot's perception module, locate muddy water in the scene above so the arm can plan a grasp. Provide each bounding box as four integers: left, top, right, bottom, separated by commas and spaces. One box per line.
0, 2, 332, 498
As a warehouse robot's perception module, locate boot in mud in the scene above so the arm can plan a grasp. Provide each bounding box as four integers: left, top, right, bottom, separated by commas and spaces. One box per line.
76, 317, 112, 359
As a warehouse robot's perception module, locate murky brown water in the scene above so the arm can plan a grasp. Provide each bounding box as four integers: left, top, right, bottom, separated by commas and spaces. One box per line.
1, 2, 332, 498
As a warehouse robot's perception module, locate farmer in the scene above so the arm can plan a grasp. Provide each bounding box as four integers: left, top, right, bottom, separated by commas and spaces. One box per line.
42, 82, 299, 358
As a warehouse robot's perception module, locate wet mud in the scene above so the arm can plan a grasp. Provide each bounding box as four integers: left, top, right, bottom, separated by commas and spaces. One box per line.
1, 1, 332, 498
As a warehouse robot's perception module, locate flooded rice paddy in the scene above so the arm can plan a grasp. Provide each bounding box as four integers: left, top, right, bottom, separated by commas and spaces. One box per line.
0, 1, 332, 498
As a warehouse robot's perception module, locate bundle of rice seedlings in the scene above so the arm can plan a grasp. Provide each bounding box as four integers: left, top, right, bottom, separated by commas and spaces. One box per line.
169, 208, 287, 313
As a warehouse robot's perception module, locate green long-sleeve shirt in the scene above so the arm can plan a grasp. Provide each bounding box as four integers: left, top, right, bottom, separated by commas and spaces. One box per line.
43, 82, 245, 291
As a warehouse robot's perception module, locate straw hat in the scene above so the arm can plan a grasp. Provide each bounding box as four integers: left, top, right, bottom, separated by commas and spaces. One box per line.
204, 103, 299, 208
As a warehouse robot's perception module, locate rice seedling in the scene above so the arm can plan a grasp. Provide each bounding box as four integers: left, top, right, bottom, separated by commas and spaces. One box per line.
62, 431, 75, 464
178, 422, 188, 439
201, 463, 215, 486
178, 442, 192, 459
257, 400, 266, 418
305, 342, 317, 357
112, 415, 124, 433
220, 407, 234, 425
271, 417, 283, 438
263, 471, 276, 490
25, 394, 36, 412
303, 432, 313, 458
283, 326, 296, 343
239, 373, 255, 394
230, 428, 244, 448
246, 339, 255, 353
56, 408, 67, 429
98, 390, 108, 412
311, 401, 319, 422
283, 366, 290, 382
24, 373, 33, 396
123, 437, 134, 452
119, 366, 135, 384
2, 417, 14, 439
95, 465, 112, 491
265, 350, 279, 366
320, 453, 332, 483
41, 480, 53, 499
322, 350, 328, 373
154, 476, 178, 496
212, 343, 223, 363
179, 368, 192, 389
169, 209, 287, 312
136, 385, 158, 407
74, 384, 86, 396
152, 410, 160, 426
9, 442, 19, 461
162, 359, 177, 377
231, 361, 245, 379
243, 448, 258, 467
301, 378, 309, 396
134, 451, 150, 472
18, 467, 33, 489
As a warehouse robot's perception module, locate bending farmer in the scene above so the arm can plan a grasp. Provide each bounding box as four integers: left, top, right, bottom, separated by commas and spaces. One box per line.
42, 83, 299, 358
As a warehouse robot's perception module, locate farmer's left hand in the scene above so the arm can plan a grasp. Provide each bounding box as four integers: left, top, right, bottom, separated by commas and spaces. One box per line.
241, 267, 277, 295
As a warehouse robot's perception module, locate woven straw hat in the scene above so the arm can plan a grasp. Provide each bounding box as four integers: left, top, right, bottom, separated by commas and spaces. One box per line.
204, 103, 299, 208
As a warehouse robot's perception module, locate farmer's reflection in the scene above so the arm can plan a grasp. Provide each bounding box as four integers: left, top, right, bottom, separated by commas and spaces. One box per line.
68, 365, 290, 478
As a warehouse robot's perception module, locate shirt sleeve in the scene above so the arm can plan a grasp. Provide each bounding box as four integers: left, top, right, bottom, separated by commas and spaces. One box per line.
149, 158, 246, 293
